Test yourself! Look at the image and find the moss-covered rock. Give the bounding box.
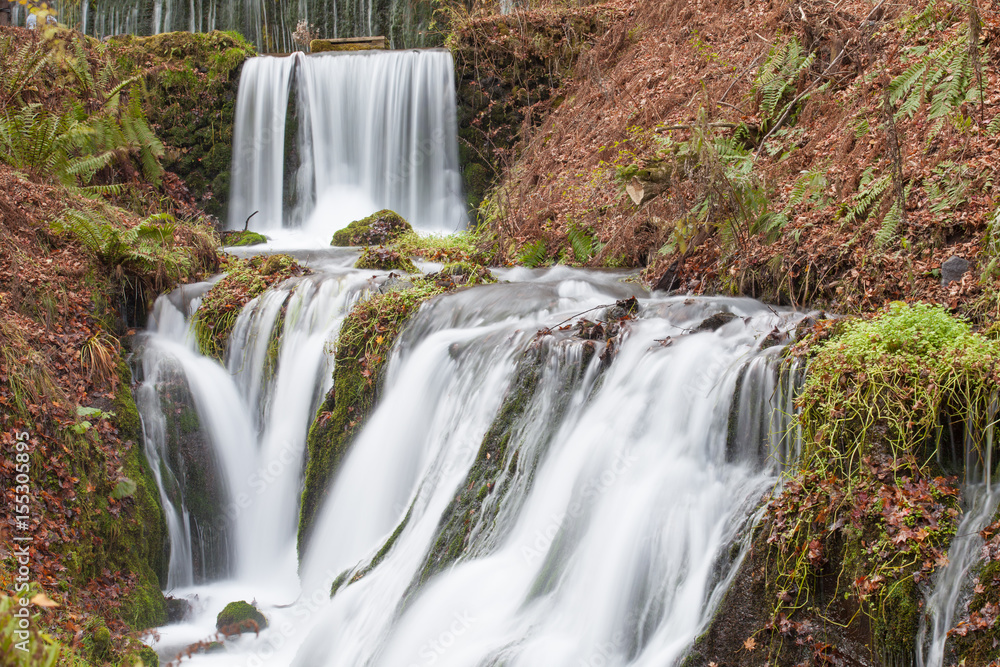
[331,209,412,247]
[354,247,419,273]
[433,262,497,286]
[106,31,257,220]
[192,254,308,360]
[221,230,268,247]
[298,279,447,555]
[216,600,268,635]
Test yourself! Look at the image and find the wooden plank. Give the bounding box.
[310,36,387,53]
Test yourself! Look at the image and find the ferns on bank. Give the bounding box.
[888,23,983,127]
[753,38,818,130]
[0,33,165,188]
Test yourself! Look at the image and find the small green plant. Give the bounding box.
[566,222,602,263]
[984,204,1000,278]
[888,22,984,135]
[839,167,892,228]
[753,37,817,132]
[518,239,549,268]
[0,595,62,667]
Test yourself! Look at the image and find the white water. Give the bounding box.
[139,260,810,666]
[917,485,999,667]
[227,50,467,237]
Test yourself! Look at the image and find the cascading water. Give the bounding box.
[137,257,813,666]
[13,0,435,53]
[228,50,466,238]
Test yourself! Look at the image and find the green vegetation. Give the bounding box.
[0,33,165,190]
[298,278,448,554]
[106,31,257,218]
[0,594,63,666]
[52,210,218,292]
[391,228,497,265]
[192,254,307,360]
[222,230,268,247]
[799,303,1000,465]
[752,304,999,659]
[354,247,419,273]
[216,601,267,635]
[331,209,412,247]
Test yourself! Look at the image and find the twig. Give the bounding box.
[243,210,259,232]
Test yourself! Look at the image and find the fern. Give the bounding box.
[567,223,602,263]
[874,183,914,249]
[753,38,817,129]
[888,25,983,124]
[840,168,892,228]
[518,239,549,268]
[924,160,971,222]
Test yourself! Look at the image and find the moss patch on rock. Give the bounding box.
[221,230,268,247]
[354,247,419,273]
[331,209,412,247]
[298,278,448,555]
[216,600,267,636]
[192,254,308,360]
[687,304,1000,664]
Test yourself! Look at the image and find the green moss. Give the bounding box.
[298,279,448,555]
[106,31,257,219]
[90,623,111,661]
[216,601,267,635]
[221,230,268,247]
[799,303,1000,465]
[437,262,497,285]
[331,209,413,247]
[872,577,921,657]
[354,247,419,273]
[192,255,307,360]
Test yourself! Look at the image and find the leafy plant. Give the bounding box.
[888,22,984,132]
[839,167,892,228]
[753,37,817,131]
[518,239,549,268]
[566,222,602,263]
[984,204,1000,279]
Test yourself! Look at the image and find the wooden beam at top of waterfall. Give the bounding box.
[310,37,387,53]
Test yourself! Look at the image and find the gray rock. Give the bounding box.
[696,311,738,332]
[941,255,970,286]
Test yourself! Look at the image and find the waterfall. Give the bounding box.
[20,0,436,53]
[228,50,467,237]
[139,262,812,665]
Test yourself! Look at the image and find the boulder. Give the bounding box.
[216,600,267,636]
[941,255,970,286]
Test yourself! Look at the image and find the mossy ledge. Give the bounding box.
[297,278,449,555]
[192,254,308,360]
[684,304,1000,665]
[221,230,268,247]
[355,247,420,273]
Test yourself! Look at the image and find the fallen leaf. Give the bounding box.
[31,592,59,608]
[744,636,757,651]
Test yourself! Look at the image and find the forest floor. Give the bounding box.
[473,0,1000,324]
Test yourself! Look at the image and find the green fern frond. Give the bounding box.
[518,239,549,268]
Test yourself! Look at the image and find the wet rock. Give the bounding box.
[216,600,267,636]
[379,273,414,294]
[653,260,680,293]
[603,296,640,321]
[941,255,970,285]
[165,596,192,623]
[331,209,412,247]
[696,311,738,332]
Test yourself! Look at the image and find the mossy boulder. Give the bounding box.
[216,601,267,635]
[221,230,268,247]
[354,247,419,273]
[331,209,412,247]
